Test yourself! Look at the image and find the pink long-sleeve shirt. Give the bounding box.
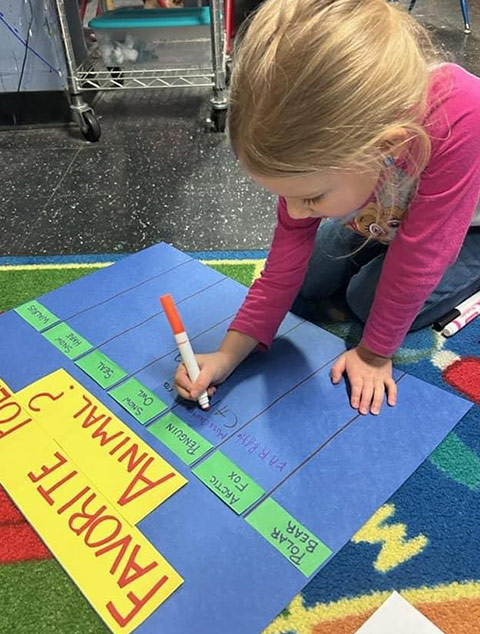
[230,64,480,357]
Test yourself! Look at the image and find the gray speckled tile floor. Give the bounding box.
[0,0,479,256]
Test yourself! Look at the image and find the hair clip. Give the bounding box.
[384,155,395,167]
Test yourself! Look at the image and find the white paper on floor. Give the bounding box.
[354,591,446,634]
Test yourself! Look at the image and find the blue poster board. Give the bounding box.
[0,243,472,634]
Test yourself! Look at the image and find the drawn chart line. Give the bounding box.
[70,275,226,363]
[127,315,307,432]
[245,372,409,517]
[37,255,194,324]
[131,305,306,395]
[187,330,345,470]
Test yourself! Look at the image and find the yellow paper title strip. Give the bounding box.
[14,369,187,524]
[0,410,182,634]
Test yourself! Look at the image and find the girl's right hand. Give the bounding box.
[174,351,235,402]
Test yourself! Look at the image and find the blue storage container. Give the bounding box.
[89,8,211,66]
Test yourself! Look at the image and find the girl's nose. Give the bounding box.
[286,198,309,219]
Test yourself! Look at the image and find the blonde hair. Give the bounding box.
[229,0,441,179]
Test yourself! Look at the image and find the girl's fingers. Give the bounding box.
[178,384,216,402]
[331,356,346,384]
[371,381,385,415]
[358,382,374,415]
[175,360,218,402]
[175,383,193,400]
[350,380,363,410]
[191,367,214,399]
[386,378,398,406]
[175,364,192,391]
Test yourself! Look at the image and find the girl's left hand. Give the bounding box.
[331,344,397,415]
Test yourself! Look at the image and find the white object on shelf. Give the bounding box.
[354,592,446,634]
[90,7,211,67]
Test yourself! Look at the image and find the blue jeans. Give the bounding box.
[291,220,480,330]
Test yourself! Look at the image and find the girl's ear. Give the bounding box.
[378,128,410,159]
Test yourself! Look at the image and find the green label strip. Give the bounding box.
[149,412,213,466]
[43,323,93,360]
[15,300,59,331]
[193,452,264,514]
[246,498,332,577]
[76,350,127,389]
[109,378,167,425]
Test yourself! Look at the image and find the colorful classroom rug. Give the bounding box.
[1,251,479,634]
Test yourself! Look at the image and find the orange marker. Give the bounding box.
[160,294,209,410]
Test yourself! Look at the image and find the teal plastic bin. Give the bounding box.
[89,8,211,66]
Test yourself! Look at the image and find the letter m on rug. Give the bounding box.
[352,503,428,573]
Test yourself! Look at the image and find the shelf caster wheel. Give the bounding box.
[208,107,227,133]
[81,110,101,143]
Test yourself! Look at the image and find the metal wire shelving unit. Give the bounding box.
[54,0,228,141]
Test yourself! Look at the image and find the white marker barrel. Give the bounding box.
[175,332,210,409]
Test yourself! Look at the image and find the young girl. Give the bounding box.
[176,0,480,415]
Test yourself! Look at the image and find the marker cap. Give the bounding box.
[433,308,460,332]
[160,294,185,335]
[197,392,210,409]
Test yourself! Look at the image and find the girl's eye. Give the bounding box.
[303,194,325,206]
